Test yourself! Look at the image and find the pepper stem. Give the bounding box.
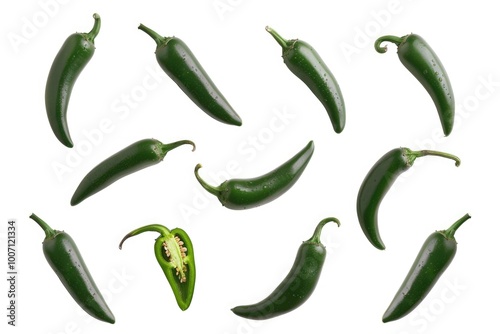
[405,149,461,167]
[307,217,341,244]
[29,213,58,239]
[194,164,222,197]
[160,140,196,156]
[119,224,171,249]
[374,35,405,53]
[138,23,167,46]
[86,13,101,43]
[265,26,292,49]
[441,213,471,240]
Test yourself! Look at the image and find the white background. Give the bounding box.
[2,0,499,333]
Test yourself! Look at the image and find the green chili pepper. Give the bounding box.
[138,23,242,126]
[119,224,195,311]
[194,140,314,210]
[383,213,471,323]
[231,217,340,320]
[71,138,195,206]
[266,26,345,134]
[357,148,461,250]
[45,13,101,148]
[29,213,115,323]
[375,34,455,136]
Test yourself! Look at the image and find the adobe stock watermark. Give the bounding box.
[45,266,134,334]
[221,318,264,334]
[323,227,342,253]
[51,65,165,182]
[212,0,245,21]
[401,73,499,177]
[177,105,297,223]
[395,277,467,334]
[339,0,416,64]
[7,0,73,54]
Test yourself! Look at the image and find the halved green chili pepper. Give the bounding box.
[45,13,101,148]
[194,140,314,210]
[71,138,195,206]
[29,213,115,323]
[266,26,345,134]
[357,148,460,250]
[231,217,340,320]
[383,213,471,323]
[138,23,242,126]
[119,224,195,311]
[375,34,455,136]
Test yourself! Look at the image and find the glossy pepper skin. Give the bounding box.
[375,34,455,136]
[357,148,460,250]
[231,217,340,320]
[71,138,195,206]
[138,23,242,126]
[194,140,314,210]
[266,26,345,133]
[119,224,195,311]
[383,213,471,322]
[29,213,115,323]
[45,13,101,148]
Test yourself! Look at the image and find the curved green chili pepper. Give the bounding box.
[45,13,101,148]
[357,147,461,250]
[375,34,455,136]
[138,23,242,126]
[383,213,471,322]
[119,224,195,311]
[266,26,345,134]
[231,217,340,320]
[29,213,115,323]
[71,138,195,206]
[194,140,314,210]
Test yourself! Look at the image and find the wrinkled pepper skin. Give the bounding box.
[194,140,314,210]
[138,23,242,126]
[357,148,460,250]
[119,224,195,311]
[45,13,101,148]
[231,217,340,320]
[266,26,345,134]
[383,214,471,322]
[29,213,115,323]
[375,34,455,136]
[71,139,195,206]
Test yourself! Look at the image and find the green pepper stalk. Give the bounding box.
[71,138,195,206]
[194,140,314,210]
[45,13,101,148]
[357,147,461,250]
[383,213,471,322]
[29,213,115,323]
[231,217,340,320]
[119,224,196,311]
[138,23,242,126]
[375,33,455,136]
[266,26,346,134]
